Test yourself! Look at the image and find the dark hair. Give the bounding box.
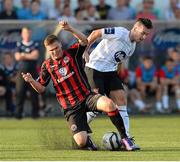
[44,34,59,46]
[166,58,174,63]
[22,26,31,31]
[143,56,153,61]
[31,0,40,4]
[137,18,153,29]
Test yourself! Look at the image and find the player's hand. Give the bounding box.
[59,21,73,31]
[21,72,33,83]
[83,51,89,63]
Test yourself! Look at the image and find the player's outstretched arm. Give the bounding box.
[21,72,45,93]
[87,29,102,50]
[83,29,102,63]
[59,21,88,46]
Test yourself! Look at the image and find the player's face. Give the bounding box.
[133,23,151,43]
[21,28,31,42]
[46,41,63,60]
[143,59,153,69]
[166,61,174,71]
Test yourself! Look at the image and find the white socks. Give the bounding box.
[156,101,163,112]
[162,95,169,109]
[118,105,129,137]
[134,100,145,111]
[176,99,180,110]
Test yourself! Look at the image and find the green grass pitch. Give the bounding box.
[0,115,180,161]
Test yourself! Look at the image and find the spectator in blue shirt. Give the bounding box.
[17,0,31,19]
[26,0,46,20]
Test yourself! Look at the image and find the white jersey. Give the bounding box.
[86,27,136,72]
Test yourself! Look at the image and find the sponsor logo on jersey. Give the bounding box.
[25,48,30,53]
[57,68,74,83]
[114,51,126,62]
[59,67,67,76]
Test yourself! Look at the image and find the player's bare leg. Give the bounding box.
[73,131,97,150]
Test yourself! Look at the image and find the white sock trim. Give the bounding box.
[117,105,127,111]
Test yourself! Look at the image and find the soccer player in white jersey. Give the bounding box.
[84,18,153,150]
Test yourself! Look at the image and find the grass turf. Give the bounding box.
[0,115,180,161]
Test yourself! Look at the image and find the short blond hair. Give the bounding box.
[44,34,59,47]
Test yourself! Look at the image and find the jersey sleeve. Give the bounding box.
[37,61,51,86]
[67,42,87,57]
[135,66,142,78]
[175,68,179,76]
[34,42,40,50]
[159,69,166,79]
[15,42,21,52]
[155,70,159,78]
[101,27,125,39]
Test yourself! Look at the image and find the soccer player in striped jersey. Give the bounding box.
[85,18,153,150]
[21,21,138,151]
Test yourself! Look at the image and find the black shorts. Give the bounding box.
[85,67,124,96]
[64,92,102,135]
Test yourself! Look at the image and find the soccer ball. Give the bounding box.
[102,132,121,151]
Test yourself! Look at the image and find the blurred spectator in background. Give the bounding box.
[14,27,40,119]
[168,47,180,67]
[64,0,71,6]
[48,0,62,20]
[107,0,135,20]
[74,0,88,20]
[165,0,180,20]
[0,65,8,116]
[0,66,6,95]
[173,3,180,19]
[26,0,46,20]
[86,4,100,21]
[0,0,17,19]
[0,0,3,12]
[36,0,49,17]
[117,63,151,113]
[125,0,136,19]
[17,0,30,19]
[135,56,162,112]
[168,48,180,80]
[96,0,111,20]
[58,4,76,22]
[159,58,180,112]
[136,0,158,20]
[1,52,18,116]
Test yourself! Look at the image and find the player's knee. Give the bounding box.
[76,139,86,147]
[73,132,87,147]
[105,99,115,112]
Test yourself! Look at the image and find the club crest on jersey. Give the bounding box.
[114,51,126,62]
[59,67,67,76]
[25,48,30,53]
[63,56,70,64]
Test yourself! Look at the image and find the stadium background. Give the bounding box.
[0,0,179,161]
[0,0,179,116]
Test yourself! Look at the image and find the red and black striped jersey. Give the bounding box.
[37,43,91,109]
